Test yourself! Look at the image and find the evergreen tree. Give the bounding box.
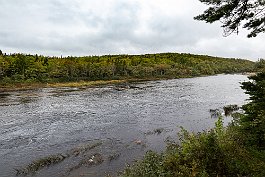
[195,0,265,37]
[240,73,265,148]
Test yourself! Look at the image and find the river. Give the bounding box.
[0,74,249,177]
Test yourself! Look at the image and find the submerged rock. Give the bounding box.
[209,109,221,118]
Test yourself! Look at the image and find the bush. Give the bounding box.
[121,117,265,177]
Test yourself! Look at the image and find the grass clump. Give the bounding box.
[108,153,121,162]
[223,104,239,116]
[146,128,165,135]
[70,141,102,156]
[68,153,104,173]
[15,141,103,175]
[16,154,67,175]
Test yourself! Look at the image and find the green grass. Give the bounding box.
[15,141,103,175]
[15,154,67,175]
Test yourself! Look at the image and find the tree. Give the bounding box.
[194,0,265,37]
[255,58,265,71]
[195,0,265,149]
[240,73,265,148]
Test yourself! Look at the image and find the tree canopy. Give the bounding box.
[194,0,265,37]
[0,52,255,85]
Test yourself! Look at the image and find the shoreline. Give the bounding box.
[0,73,252,92]
[0,78,164,92]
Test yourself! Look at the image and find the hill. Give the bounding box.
[0,52,255,85]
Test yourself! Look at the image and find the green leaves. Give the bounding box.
[195,0,265,37]
[240,72,265,148]
[0,52,255,85]
[122,115,265,177]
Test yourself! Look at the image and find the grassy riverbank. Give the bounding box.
[0,76,182,91]
[0,73,251,92]
[0,79,135,91]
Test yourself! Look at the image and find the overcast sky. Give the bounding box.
[0,0,264,61]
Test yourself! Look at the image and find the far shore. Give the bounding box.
[0,78,163,92]
[0,73,255,92]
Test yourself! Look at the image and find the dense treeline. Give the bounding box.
[0,51,255,84]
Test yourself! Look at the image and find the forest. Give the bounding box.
[0,50,256,85]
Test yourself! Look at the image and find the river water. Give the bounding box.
[0,74,249,177]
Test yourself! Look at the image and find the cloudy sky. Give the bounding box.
[0,0,264,61]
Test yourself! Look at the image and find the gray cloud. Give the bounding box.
[0,0,264,60]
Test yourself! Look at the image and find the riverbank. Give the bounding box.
[0,72,250,92]
[0,74,197,92]
[0,78,164,92]
[0,79,130,92]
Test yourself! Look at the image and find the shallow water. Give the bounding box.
[0,74,249,177]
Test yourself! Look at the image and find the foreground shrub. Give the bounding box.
[121,117,265,177]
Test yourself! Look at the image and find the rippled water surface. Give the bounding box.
[0,75,249,177]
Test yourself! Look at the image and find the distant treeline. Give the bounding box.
[0,51,257,84]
